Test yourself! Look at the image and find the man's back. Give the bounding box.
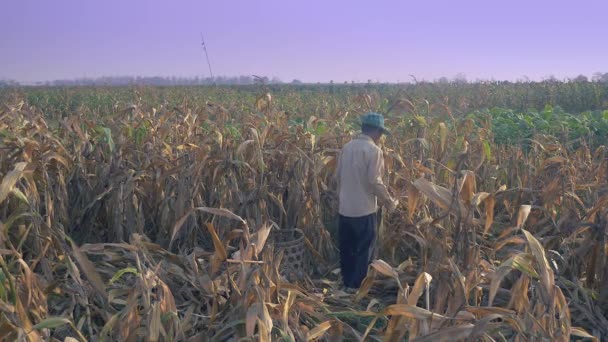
[337,134,384,217]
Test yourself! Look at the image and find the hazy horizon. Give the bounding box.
[4,74,606,87]
[2,0,607,84]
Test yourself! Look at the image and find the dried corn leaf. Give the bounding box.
[408,272,432,307]
[383,304,447,321]
[254,223,272,257]
[406,182,420,221]
[570,327,598,341]
[516,205,531,229]
[306,320,332,340]
[206,223,228,273]
[409,323,474,342]
[483,195,496,236]
[522,229,555,308]
[370,259,401,289]
[0,162,27,205]
[413,177,452,210]
[69,241,108,300]
[458,171,476,205]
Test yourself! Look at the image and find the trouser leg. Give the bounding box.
[350,214,376,287]
[339,214,377,288]
[338,215,355,287]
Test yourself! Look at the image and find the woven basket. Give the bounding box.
[269,228,309,279]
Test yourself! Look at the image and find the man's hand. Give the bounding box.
[387,199,399,213]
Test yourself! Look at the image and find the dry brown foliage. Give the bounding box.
[0,92,605,341]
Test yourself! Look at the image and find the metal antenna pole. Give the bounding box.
[200,33,214,79]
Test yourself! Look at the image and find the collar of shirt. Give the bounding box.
[356,133,376,144]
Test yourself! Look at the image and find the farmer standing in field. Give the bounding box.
[335,112,399,291]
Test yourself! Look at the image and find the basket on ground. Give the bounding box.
[268,228,309,279]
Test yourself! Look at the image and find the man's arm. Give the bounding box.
[367,148,397,210]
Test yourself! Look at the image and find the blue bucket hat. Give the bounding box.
[360,112,390,135]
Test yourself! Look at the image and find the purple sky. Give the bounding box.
[1,0,607,83]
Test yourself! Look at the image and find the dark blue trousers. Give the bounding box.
[338,213,377,288]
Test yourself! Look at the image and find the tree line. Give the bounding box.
[2,73,608,87]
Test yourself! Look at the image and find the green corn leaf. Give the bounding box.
[32,317,72,330]
[109,267,139,284]
[103,127,115,153]
[482,140,492,160]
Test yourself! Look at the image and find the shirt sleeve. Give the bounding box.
[367,147,394,207]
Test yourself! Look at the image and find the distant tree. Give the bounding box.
[239,75,253,85]
[517,76,531,83]
[0,79,19,87]
[253,76,269,85]
[543,75,559,83]
[437,77,450,84]
[453,73,467,84]
[291,79,303,84]
[592,72,608,83]
[572,75,588,82]
[27,75,284,86]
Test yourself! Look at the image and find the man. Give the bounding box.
[335,112,399,290]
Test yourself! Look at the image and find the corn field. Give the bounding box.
[0,85,607,341]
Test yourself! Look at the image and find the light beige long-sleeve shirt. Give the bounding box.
[336,134,395,217]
